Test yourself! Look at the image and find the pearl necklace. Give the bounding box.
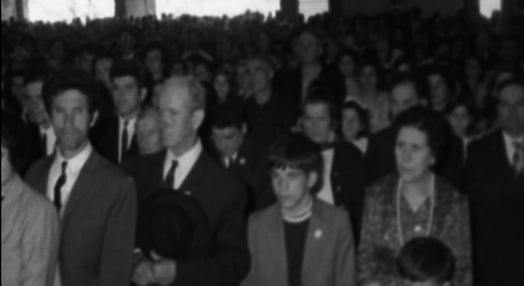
[396,174,436,245]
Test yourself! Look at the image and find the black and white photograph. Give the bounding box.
[1,0,523,285]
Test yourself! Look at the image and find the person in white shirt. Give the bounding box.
[91,60,146,164]
[301,88,369,242]
[25,68,137,286]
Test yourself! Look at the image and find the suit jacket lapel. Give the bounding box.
[33,157,55,196]
[154,150,168,187]
[302,200,325,285]
[179,151,208,195]
[109,119,120,163]
[268,206,288,286]
[62,152,98,223]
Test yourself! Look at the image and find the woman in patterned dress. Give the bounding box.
[358,106,472,286]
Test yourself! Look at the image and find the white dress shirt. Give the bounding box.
[163,140,203,190]
[503,132,524,166]
[224,153,238,168]
[317,148,335,205]
[119,116,137,162]
[351,137,369,154]
[40,126,57,156]
[47,143,93,216]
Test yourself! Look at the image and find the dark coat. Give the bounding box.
[329,141,369,244]
[90,116,140,164]
[465,130,524,286]
[277,66,345,107]
[25,151,137,286]
[124,149,250,286]
[211,138,262,214]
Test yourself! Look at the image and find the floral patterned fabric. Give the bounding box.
[358,174,472,286]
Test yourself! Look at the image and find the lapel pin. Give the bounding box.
[239,158,246,165]
[314,229,323,239]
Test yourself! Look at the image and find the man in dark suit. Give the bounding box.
[465,78,524,286]
[277,29,344,107]
[91,60,145,164]
[365,73,463,187]
[301,88,368,243]
[126,76,249,286]
[210,103,263,213]
[244,56,298,153]
[24,69,137,286]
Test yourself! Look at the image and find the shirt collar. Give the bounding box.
[55,143,93,175]
[39,125,53,135]
[165,139,203,170]
[119,116,137,129]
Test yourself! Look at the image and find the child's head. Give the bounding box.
[397,237,455,286]
[268,133,323,212]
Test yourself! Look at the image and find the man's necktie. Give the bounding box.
[121,121,129,162]
[513,141,523,177]
[164,160,179,189]
[40,132,47,155]
[54,161,68,211]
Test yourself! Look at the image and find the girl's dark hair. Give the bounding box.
[268,133,324,194]
[397,237,456,283]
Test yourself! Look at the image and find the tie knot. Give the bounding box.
[170,160,179,170]
[61,161,68,171]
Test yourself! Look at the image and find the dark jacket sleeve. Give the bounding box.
[175,182,250,286]
[100,176,137,286]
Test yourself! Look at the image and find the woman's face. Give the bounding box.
[448,106,472,138]
[342,108,362,141]
[338,55,356,78]
[395,127,434,181]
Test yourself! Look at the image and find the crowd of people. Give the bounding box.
[1,6,523,286]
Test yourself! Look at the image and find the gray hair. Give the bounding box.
[162,76,206,111]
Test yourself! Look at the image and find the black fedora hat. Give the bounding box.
[138,188,211,260]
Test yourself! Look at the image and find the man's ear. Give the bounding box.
[90,111,99,128]
[307,171,318,189]
[192,109,205,130]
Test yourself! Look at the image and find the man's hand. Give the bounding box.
[132,260,157,286]
[152,260,176,285]
[151,251,177,286]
